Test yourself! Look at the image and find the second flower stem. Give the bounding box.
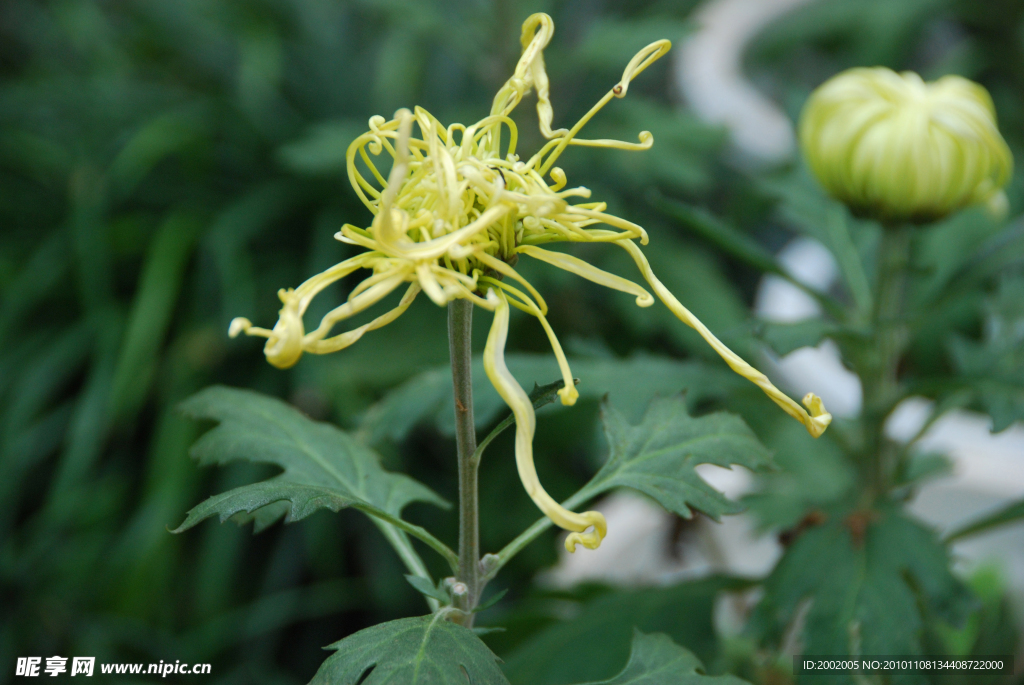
[448,298,479,624]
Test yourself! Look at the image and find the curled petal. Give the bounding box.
[264,289,305,369]
[335,225,380,252]
[305,284,420,354]
[475,251,548,315]
[228,253,376,368]
[228,317,284,362]
[293,253,376,310]
[483,278,577,406]
[548,166,567,191]
[560,206,648,243]
[307,268,411,342]
[616,239,832,438]
[517,244,653,307]
[491,13,557,128]
[228,317,254,338]
[483,290,605,549]
[416,263,448,306]
[616,40,672,99]
[533,39,672,175]
[346,132,387,212]
[373,111,415,250]
[563,130,654,151]
[375,201,510,263]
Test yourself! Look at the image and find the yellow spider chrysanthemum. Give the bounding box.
[231,13,831,553]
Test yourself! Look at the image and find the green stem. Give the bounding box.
[372,521,440,612]
[357,504,458,572]
[861,224,912,499]
[448,298,479,625]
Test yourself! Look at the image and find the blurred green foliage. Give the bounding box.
[2,0,1023,683]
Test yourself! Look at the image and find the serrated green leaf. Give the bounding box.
[575,630,749,685]
[405,574,451,604]
[173,386,455,567]
[178,481,359,529]
[309,615,509,685]
[230,500,292,534]
[925,566,1020,671]
[358,354,743,446]
[490,398,773,576]
[585,396,773,520]
[750,506,974,684]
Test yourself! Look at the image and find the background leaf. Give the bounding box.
[947,275,1024,432]
[749,506,974,684]
[574,630,750,685]
[945,498,1024,543]
[754,320,864,357]
[499,577,748,685]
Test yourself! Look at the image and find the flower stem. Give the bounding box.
[861,224,912,499]
[448,298,479,624]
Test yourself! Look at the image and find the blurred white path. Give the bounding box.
[675,0,813,165]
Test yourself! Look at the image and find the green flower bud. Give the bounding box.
[799,67,1012,223]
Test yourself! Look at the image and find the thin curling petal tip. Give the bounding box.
[802,393,832,438]
[565,512,608,553]
[228,317,251,338]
